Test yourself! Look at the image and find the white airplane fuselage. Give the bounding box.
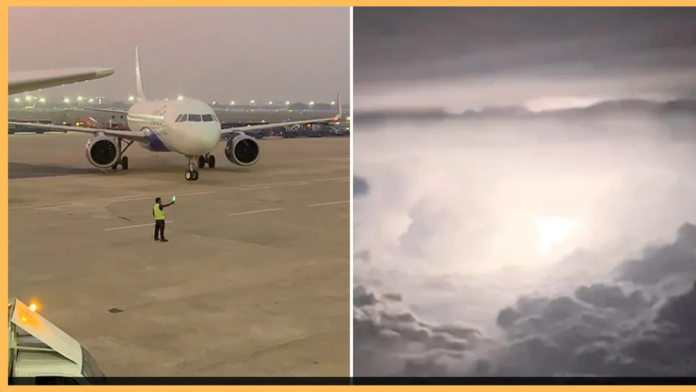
[8,47,341,182]
[127,98,221,156]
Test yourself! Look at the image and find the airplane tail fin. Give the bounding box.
[135,47,147,102]
[335,93,343,119]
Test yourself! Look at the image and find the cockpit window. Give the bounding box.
[188,114,201,122]
[202,114,214,122]
[212,113,220,122]
[175,114,184,122]
[179,114,188,122]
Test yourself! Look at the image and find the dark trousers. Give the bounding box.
[154,219,166,240]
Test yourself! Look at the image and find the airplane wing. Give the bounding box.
[220,93,345,136]
[8,67,115,95]
[7,121,147,142]
[82,107,129,115]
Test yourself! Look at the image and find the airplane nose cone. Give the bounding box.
[173,123,220,155]
[205,125,221,148]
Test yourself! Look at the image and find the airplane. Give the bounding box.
[8,47,343,182]
[9,68,115,95]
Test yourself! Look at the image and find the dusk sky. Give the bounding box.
[9,7,350,103]
[353,7,696,110]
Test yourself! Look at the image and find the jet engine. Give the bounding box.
[85,135,120,168]
[224,132,260,166]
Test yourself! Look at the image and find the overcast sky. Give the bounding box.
[353,7,696,377]
[9,7,350,103]
[353,7,696,110]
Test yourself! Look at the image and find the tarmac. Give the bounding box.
[9,132,350,377]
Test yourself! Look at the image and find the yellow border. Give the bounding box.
[2,3,8,383]
[5,3,696,390]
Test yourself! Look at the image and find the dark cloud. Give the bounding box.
[354,223,696,377]
[354,7,696,85]
[354,8,696,112]
[353,285,485,377]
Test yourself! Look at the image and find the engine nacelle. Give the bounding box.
[224,132,260,166]
[85,135,120,168]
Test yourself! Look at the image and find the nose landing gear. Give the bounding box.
[185,156,200,181]
[197,154,216,169]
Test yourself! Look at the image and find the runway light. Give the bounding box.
[13,98,20,103]
[268,101,273,105]
[39,97,46,103]
[128,96,135,102]
[331,101,336,105]
[309,101,314,106]
[63,98,70,104]
[211,101,217,105]
[285,101,290,105]
[229,101,235,105]
[250,100,255,104]
[77,96,83,102]
[88,98,94,103]
[177,96,184,101]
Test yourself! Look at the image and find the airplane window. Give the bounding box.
[180,114,188,122]
[202,114,214,122]
[188,114,202,122]
[175,114,184,122]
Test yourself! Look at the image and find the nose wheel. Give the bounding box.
[186,156,200,181]
[197,154,216,169]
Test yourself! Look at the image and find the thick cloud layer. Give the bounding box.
[353,106,696,377]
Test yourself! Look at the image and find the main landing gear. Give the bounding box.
[111,138,133,170]
[197,154,216,169]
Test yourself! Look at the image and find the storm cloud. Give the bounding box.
[352,8,696,377]
[352,104,696,377]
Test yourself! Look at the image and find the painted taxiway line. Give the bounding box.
[307,200,350,207]
[10,176,348,211]
[229,208,282,217]
[104,221,174,232]
[102,200,347,231]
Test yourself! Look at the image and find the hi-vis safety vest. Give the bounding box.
[153,204,165,220]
